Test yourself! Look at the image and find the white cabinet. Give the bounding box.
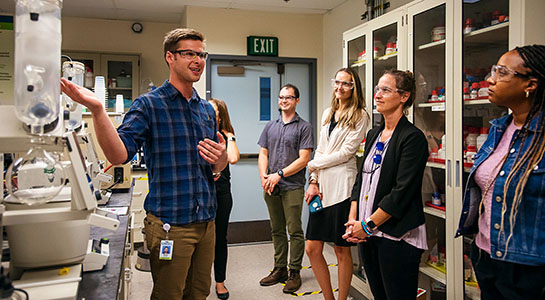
[62,51,140,113]
[343,0,542,299]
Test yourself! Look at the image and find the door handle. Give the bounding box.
[456,160,461,187]
[447,159,452,187]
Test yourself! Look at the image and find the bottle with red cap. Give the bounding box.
[463,87,471,100]
[464,18,475,34]
[430,90,439,102]
[476,127,490,151]
[478,81,489,99]
[470,82,480,100]
[466,127,479,151]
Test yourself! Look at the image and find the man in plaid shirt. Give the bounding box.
[61,28,226,300]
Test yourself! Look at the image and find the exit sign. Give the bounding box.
[247,36,278,56]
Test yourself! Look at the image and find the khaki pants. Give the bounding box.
[145,214,215,300]
[263,187,305,270]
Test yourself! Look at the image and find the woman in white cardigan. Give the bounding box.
[305,67,369,300]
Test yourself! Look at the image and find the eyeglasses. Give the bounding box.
[372,140,387,164]
[278,95,297,101]
[331,79,354,90]
[490,64,532,82]
[170,49,209,60]
[374,85,404,96]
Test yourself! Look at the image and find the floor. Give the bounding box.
[130,242,354,300]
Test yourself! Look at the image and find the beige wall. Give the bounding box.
[322,0,366,112]
[61,17,179,93]
[185,6,323,111]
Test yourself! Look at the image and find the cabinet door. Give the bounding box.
[408,0,450,297]
[459,1,510,299]
[344,25,369,131]
[101,54,140,112]
[368,10,405,127]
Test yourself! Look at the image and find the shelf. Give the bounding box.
[464,22,509,45]
[464,99,490,105]
[377,52,397,61]
[351,60,366,67]
[424,206,446,219]
[108,87,132,91]
[420,265,446,285]
[426,162,446,169]
[417,39,445,50]
[418,102,445,108]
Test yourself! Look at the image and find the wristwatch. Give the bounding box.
[365,217,377,231]
[227,136,236,142]
[277,169,284,178]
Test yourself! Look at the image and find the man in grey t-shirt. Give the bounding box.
[257,83,314,294]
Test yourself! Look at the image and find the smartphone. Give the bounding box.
[309,195,323,214]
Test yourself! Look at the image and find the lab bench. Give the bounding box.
[78,179,134,300]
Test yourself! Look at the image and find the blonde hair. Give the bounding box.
[324,68,367,130]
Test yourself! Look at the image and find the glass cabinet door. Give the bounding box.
[101,54,140,112]
[409,2,448,298]
[348,34,367,111]
[460,0,509,299]
[346,32,370,284]
[371,21,400,127]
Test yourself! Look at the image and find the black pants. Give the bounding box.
[471,242,545,300]
[359,237,423,300]
[214,188,233,283]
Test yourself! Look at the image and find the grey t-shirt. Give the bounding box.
[258,114,314,190]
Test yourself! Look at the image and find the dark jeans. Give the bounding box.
[359,237,423,300]
[471,242,545,300]
[214,188,233,283]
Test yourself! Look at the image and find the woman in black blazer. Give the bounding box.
[343,70,429,300]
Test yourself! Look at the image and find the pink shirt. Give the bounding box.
[358,136,427,250]
[474,119,520,253]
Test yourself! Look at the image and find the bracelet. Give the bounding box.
[360,220,372,235]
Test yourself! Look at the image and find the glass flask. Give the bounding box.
[6,146,65,205]
[62,61,84,130]
[14,0,62,135]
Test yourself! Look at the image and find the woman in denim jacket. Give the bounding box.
[456,45,545,300]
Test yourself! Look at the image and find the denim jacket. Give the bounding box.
[456,113,545,266]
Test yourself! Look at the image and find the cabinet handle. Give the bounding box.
[447,159,452,187]
[456,160,461,187]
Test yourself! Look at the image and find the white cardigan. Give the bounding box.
[308,107,369,208]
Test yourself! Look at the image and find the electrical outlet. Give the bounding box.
[114,167,124,183]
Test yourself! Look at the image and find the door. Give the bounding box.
[408,0,452,297]
[209,59,314,233]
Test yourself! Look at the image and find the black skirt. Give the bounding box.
[306,198,355,247]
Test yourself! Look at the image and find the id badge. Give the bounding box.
[159,240,174,260]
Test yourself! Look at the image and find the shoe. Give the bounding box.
[259,267,288,286]
[282,269,302,294]
[215,287,229,300]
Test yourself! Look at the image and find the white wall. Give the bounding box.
[185,6,323,110]
[322,0,366,112]
[61,17,179,92]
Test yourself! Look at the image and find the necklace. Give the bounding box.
[362,132,390,202]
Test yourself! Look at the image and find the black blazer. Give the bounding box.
[350,115,429,238]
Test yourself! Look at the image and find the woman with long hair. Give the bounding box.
[456,45,545,299]
[305,67,369,300]
[344,70,428,300]
[208,98,240,300]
